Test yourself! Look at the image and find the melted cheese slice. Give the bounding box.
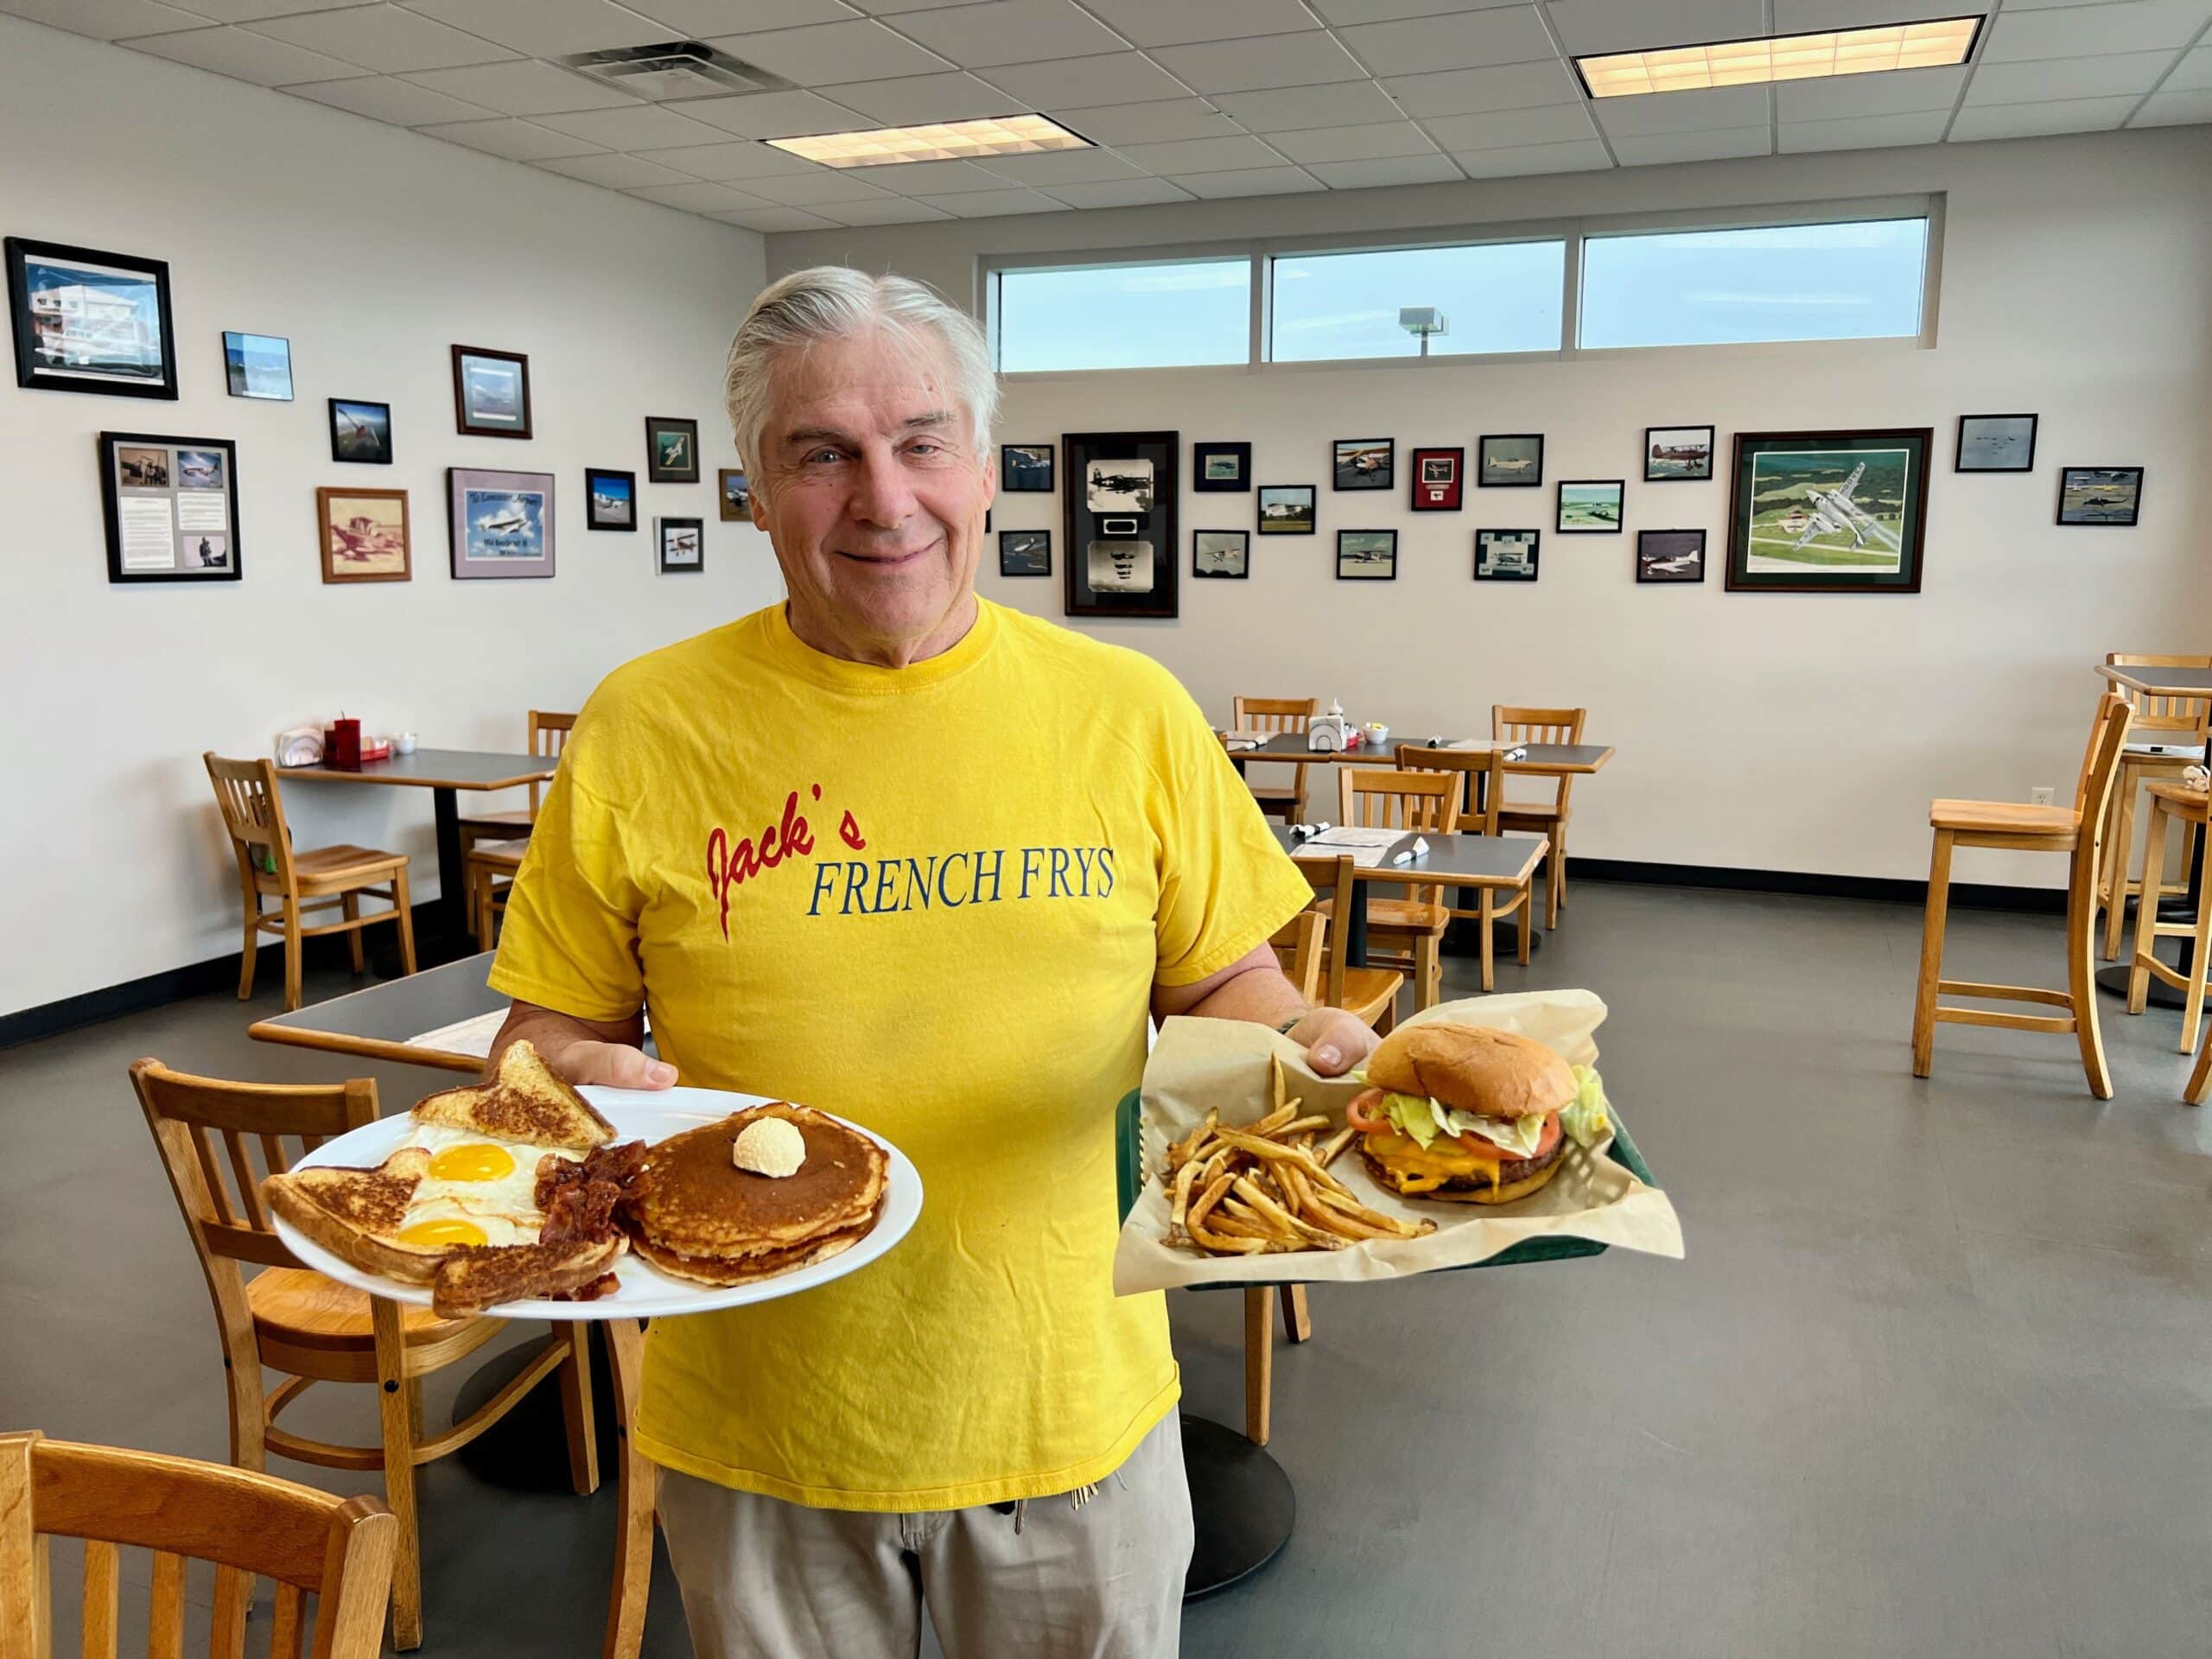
[1365,1130,1505,1183]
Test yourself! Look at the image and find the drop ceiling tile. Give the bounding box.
[144,0,364,19]
[1115,132,1287,171]
[813,195,958,222]
[1611,124,1770,164]
[1051,97,1237,143]
[401,59,637,113]
[1304,150,1464,187]
[1777,110,1950,149]
[538,151,691,186]
[404,0,671,57]
[1773,63,1964,120]
[629,181,778,211]
[1983,0,2212,61]
[1424,101,1597,149]
[681,89,873,137]
[982,51,1190,105]
[1948,94,2140,138]
[1040,175,1197,205]
[1079,0,1313,47]
[532,103,726,146]
[1269,120,1438,162]
[712,205,840,229]
[707,19,953,82]
[1548,0,1763,55]
[973,146,1143,182]
[285,73,498,124]
[741,168,896,202]
[1967,50,2177,103]
[1382,60,1583,118]
[418,116,607,158]
[897,0,1125,67]
[2164,45,2212,89]
[1447,136,1612,174]
[632,139,823,177]
[842,157,1008,191]
[125,25,359,84]
[1338,8,1555,77]
[2129,86,2212,122]
[1592,83,1770,136]
[1172,164,1323,196]
[245,6,518,73]
[1155,32,1370,94]
[1211,79,1405,130]
[817,71,1026,123]
[2005,0,2178,8]
[1774,0,1988,23]
[1311,0,1522,21]
[848,0,988,10]
[908,187,1070,213]
[627,0,857,31]
[4,0,207,38]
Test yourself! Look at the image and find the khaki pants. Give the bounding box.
[657,1412,1191,1659]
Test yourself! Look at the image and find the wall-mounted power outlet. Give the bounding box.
[2030,785,2056,806]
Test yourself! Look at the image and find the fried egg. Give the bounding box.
[393,1120,582,1244]
[394,1198,535,1250]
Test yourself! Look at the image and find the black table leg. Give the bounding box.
[1345,874,1369,967]
[2097,812,2208,1009]
[432,786,467,961]
[1180,1413,1294,1599]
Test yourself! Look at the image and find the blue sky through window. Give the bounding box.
[1270,241,1566,361]
[997,259,1249,372]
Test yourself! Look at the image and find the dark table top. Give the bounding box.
[249,953,504,1072]
[2098,664,2212,696]
[1272,825,1548,887]
[282,748,556,791]
[1239,734,1615,773]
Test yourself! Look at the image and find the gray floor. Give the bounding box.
[5,880,2210,1657]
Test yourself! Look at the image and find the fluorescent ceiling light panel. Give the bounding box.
[1577,16,1983,98]
[767,113,1090,167]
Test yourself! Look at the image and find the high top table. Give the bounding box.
[2093,662,2212,1008]
[1270,824,1548,967]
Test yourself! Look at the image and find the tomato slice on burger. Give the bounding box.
[1344,1089,1391,1134]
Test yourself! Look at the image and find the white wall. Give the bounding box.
[1,15,779,1017]
[772,129,2212,891]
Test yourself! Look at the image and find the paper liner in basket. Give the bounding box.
[1113,989,1683,1294]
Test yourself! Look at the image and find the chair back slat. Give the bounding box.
[1492,704,1586,815]
[202,754,296,900]
[525,710,578,817]
[148,1549,186,1659]
[269,1585,307,1659]
[1338,768,1461,834]
[1267,910,1325,1003]
[1394,744,1503,836]
[1233,696,1315,735]
[209,1565,251,1659]
[1292,853,1355,1009]
[79,1536,120,1659]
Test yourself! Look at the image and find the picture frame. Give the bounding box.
[1725,428,1932,593]
[1001,443,1053,493]
[718,468,752,521]
[645,416,699,483]
[1557,479,1624,534]
[1643,424,1714,481]
[998,528,1051,576]
[586,468,636,531]
[1063,430,1178,619]
[1474,528,1539,582]
[316,486,410,584]
[223,331,292,401]
[1478,433,1542,487]
[1192,528,1249,579]
[327,398,392,465]
[99,431,240,582]
[2056,466,2144,527]
[448,467,554,579]
[658,516,704,573]
[1337,528,1396,580]
[1410,447,1464,512]
[1636,528,1706,584]
[1333,437,1393,491]
[1256,485,1316,535]
[9,238,176,399]
[1957,413,2038,474]
[1193,441,1250,493]
[450,344,531,439]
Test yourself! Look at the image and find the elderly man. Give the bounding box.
[486,267,1378,1658]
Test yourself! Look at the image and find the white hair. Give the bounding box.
[722,266,998,489]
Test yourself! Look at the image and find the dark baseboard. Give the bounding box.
[1566,856,2067,914]
[0,902,442,1051]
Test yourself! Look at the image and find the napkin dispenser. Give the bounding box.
[275,724,324,768]
[1307,698,1351,753]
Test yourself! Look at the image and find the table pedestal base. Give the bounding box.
[1181,1413,1294,1600]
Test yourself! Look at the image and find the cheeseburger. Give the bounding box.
[1345,1023,1610,1203]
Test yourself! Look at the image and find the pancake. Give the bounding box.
[629,1221,874,1287]
[627,1104,887,1271]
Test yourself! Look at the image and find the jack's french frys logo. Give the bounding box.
[705,786,1114,940]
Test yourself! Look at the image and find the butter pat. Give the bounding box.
[732,1117,806,1178]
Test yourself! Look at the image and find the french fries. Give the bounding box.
[1158,1055,1436,1257]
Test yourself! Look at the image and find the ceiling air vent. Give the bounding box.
[555,41,794,102]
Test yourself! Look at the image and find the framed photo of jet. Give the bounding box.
[448,467,554,580]
[1724,428,1931,594]
[645,416,699,483]
[1062,430,1178,620]
[1333,437,1392,491]
[450,344,531,439]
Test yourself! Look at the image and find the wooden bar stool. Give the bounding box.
[2096,654,2209,959]
[1232,696,1317,822]
[1911,694,2133,1098]
[1492,704,1586,930]
[2126,780,2212,1052]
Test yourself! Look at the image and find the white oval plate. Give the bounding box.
[270,1084,921,1321]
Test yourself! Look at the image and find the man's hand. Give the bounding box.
[1283,1006,1380,1077]
[489,999,675,1090]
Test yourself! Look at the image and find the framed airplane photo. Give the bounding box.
[1725,428,1931,593]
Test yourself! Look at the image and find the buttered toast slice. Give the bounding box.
[263,1146,455,1284]
[412,1039,614,1150]
[430,1233,627,1318]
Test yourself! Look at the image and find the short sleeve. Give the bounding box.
[484,730,648,1023]
[1149,690,1315,988]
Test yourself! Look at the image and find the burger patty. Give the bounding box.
[1367,1129,1567,1192]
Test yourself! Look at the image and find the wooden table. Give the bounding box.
[1273,825,1548,966]
[2094,662,2212,1007]
[283,750,555,957]
[1234,733,1616,779]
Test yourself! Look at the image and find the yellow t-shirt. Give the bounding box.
[486,597,1310,1511]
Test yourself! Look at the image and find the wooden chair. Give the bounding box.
[1289,852,1403,1033]
[131,1058,600,1651]
[2097,656,2210,960]
[1395,744,1539,992]
[1911,693,2133,1098]
[205,754,416,1014]
[2126,781,2212,1052]
[1233,696,1317,823]
[1330,768,1460,1010]
[456,709,576,857]
[0,1430,396,1659]
[464,839,528,946]
[1492,705,1585,931]
[2188,1020,2212,1106]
